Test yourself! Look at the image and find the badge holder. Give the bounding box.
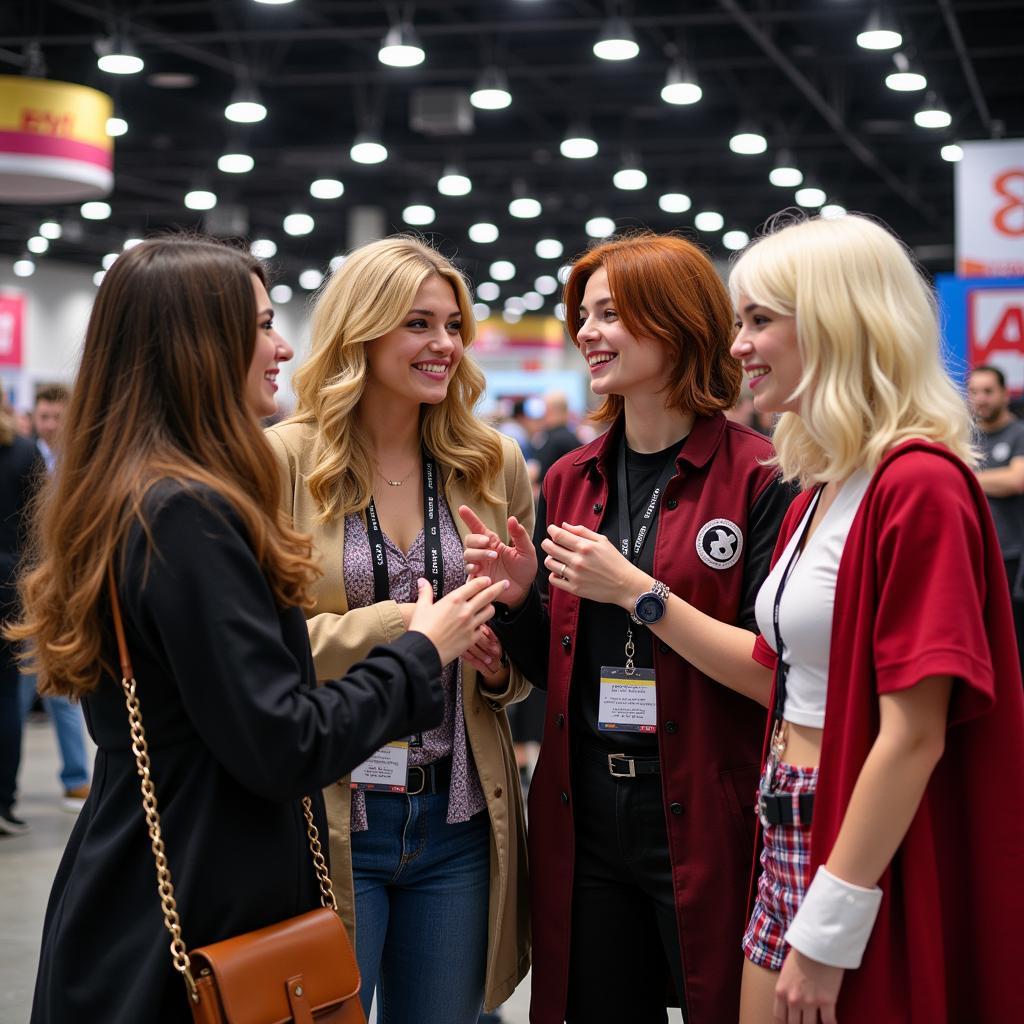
[598,626,657,734]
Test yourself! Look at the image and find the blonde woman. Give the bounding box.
[723,215,1024,1022]
[267,236,532,1023]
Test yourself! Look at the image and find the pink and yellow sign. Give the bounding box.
[0,75,113,202]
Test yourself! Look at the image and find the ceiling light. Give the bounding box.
[477,282,500,301]
[299,269,324,290]
[469,222,499,243]
[694,211,724,232]
[795,187,826,208]
[270,284,293,303]
[251,238,278,259]
[941,144,964,162]
[593,17,639,61]
[523,291,544,311]
[613,162,647,190]
[225,86,267,123]
[857,12,902,51]
[283,212,314,236]
[218,152,254,173]
[106,117,128,137]
[185,189,217,210]
[253,0,297,5]
[310,178,344,199]
[509,196,542,219]
[490,260,516,281]
[820,204,847,220]
[554,302,566,322]
[350,133,388,164]
[13,259,35,277]
[470,67,512,110]
[438,167,472,196]
[535,238,563,259]
[39,221,62,240]
[329,255,347,272]
[403,203,436,226]
[729,131,768,155]
[101,252,119,269]
[557,265,572,284]
[722,230,750,251]
[123,237,143,249]
[586,216,616,238]
[886,55,927,92]
[661,62,702,105]
[535,275,558,294]
[378,23,425,68]
[505,297,526,314]
[561,125,599,160]
[503,310,522,325]
[473,303,491,320]
[769,152,803,187]
[914,99,952,129]
[26,236,49,254]
[92,270,105,286]
[659,192,691,213]
[96,36,144,75]
[81,201,111,220]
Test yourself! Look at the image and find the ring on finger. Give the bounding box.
[558,560,568,580]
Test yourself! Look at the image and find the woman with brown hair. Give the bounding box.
[266,235,533,1023]
[9,236,508,1023]
[461,232,794,1023]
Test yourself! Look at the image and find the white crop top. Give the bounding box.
[754,471,871,728]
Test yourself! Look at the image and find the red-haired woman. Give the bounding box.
[460,233,794,1023]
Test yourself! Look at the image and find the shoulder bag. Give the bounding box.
[107,565,366,1024]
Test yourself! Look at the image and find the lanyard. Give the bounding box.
[770,486,824,722]
[364,449,444,603]
[615,437,680,568]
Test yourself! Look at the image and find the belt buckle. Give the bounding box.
[406,766,426,796]
[607,753,635,779]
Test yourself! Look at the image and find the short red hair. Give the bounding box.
[564,232,742,425]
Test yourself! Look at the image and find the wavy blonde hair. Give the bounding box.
[289,235,502,521]
[729,215,974,487]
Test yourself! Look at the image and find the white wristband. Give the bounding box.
[784,866,883,969]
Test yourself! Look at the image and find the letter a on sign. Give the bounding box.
[969,287,1024,390]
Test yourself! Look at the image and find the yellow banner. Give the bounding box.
[0,75,112,148]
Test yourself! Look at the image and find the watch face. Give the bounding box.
[636,593,665,624]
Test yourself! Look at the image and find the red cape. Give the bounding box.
[752,442,1024,1021]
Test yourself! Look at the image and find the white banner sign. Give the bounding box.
[956,139,1024,277]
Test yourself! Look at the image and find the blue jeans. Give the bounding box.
[352,790,490,1024]
[19,675,90,790]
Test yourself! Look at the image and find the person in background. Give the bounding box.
[463,232,794,1023]
[18,383,92,812]
[10,235,507,1022]
[730,215,1023,1022]
[966,364,1024,678]
[267,236,532,1024]
[0,394,43,836]
[532,390,581,481]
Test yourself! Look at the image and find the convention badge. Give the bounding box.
[350,741,410,792]
[598,666,657,733]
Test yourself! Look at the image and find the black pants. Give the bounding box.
[1005,558,1024,682]
[566,744,685,1024]
[0,641,23,814]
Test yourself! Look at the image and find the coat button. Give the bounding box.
[593,502,603,513]
[561,635,572,651]
[670,802,683,816]
[665,721,678,734]
[561,791,569,805]
[666,499,678,510]
[494,786,503,798]
[556,713,565,727]
[658,642,670,655]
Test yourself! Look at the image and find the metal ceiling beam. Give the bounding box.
[715,0,937,223]
[936,0,996,136]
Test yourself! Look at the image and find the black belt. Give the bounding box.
[405,757,452,796]
[607,752,661,779]
[757,790,815,826]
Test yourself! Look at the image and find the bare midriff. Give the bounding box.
[779,720,824,769]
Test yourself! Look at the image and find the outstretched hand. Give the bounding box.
[459,505,537,609]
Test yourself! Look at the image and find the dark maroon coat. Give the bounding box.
[525,414,783,1024]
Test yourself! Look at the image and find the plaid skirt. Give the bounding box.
[741,761,819,971]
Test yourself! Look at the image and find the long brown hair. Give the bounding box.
[7,236,318,697]
[563,232,742,425]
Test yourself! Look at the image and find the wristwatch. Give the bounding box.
[631,579,671,626]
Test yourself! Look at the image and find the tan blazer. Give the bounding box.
[266,420,533,1010]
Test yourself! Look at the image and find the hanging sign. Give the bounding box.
[956,139,1024,277]
[0,75,113,202]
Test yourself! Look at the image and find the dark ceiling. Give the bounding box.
[1,0,1020,312]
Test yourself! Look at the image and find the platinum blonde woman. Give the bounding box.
[267,236,532,1023]
[726,215,1024,1023]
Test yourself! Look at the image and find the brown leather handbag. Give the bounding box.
[108,566,366,1024]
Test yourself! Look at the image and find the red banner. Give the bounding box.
[0,292,24,367]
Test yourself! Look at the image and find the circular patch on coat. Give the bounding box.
[992,441,1011,463]
[696,518,744,570]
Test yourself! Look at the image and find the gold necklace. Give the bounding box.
[378,462,418,487]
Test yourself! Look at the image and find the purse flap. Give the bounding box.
[191,908,360,1023]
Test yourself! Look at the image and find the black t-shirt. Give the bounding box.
[977,419,1024,559]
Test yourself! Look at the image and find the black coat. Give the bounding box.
[31,483,444,1023]
[0,433,43,611]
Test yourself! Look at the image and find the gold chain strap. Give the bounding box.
[301,796,338,911]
